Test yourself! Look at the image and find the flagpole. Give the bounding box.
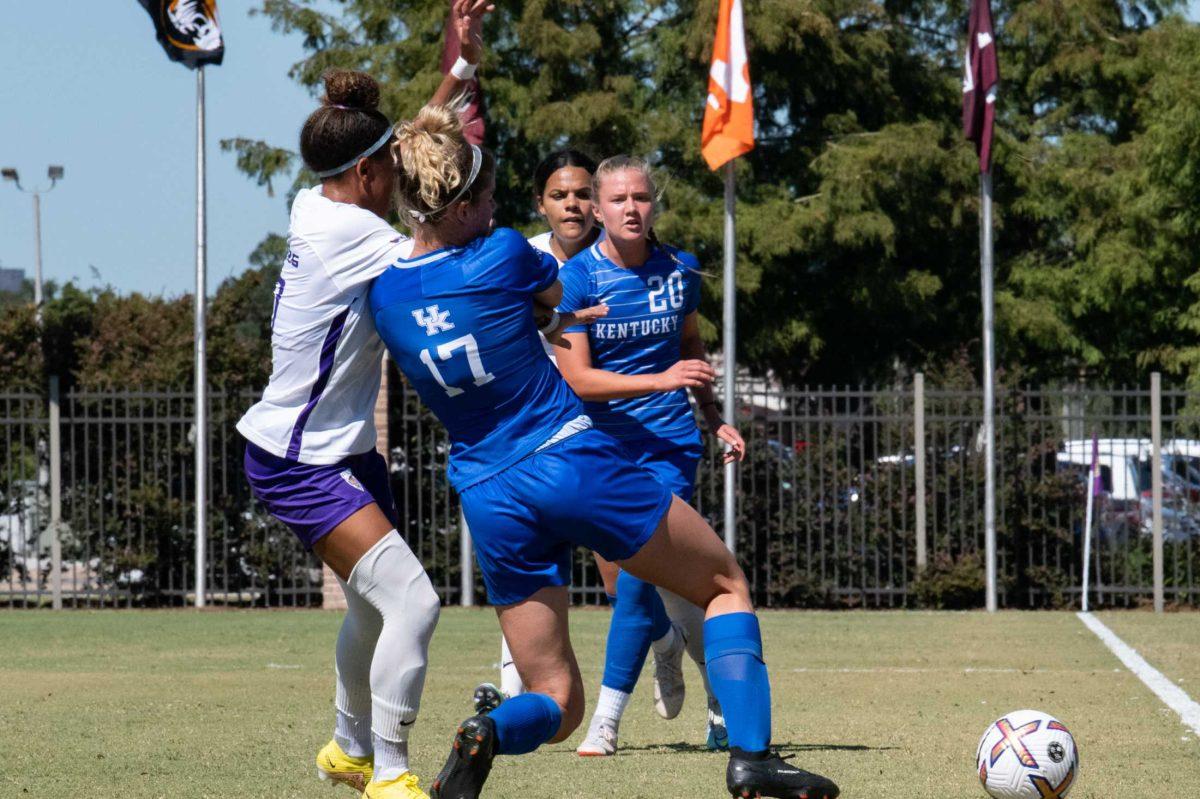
[722,161,737,553]
[981,170,997,613]
[194,65,208,609]
[1081,432,1097,613]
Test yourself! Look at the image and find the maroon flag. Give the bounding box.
[441,2,485,146]
[962,0,999,173]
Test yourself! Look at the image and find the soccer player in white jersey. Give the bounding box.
[237,5,490,798]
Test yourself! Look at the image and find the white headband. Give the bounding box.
[314,128,394,179]
[408,144,483,224]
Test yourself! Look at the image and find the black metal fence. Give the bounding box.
[3,379,1198,608]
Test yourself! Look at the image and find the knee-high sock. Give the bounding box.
[348,532,441,781]
[499,635,524,697]
[489,692,563,755]
[704,612,771,754]
[658,588,713,698]
[600,570,671,694]
[334,575,382,757]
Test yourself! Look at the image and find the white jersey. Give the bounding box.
[237,187,413,465]
[528,231,564,361]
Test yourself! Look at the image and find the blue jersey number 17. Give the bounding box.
[418,334,495,397]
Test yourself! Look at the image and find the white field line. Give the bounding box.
[1077,611,1200,736]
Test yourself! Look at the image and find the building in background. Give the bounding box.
[0,267,24,294]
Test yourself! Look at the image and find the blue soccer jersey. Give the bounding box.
[558,240,703,446]
[369,228,586,490]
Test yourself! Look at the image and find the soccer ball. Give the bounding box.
[975,709,1079,799]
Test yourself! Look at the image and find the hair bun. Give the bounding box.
[322,69,381,111]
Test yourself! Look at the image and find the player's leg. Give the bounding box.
[432,587,581,799]
[618,497,838,799]
[433,468,581,798]
[658,586,727,750]
[577,568,680,755]
[313,451,441,798]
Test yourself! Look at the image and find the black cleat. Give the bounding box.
[431,715,498,799]
[472,682,505,715]
[726,749,840,799]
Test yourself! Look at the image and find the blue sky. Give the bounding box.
[0,3,314,297]
[2,3,1199,298]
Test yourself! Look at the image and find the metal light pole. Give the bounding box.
[2,166,64,325]
[194,66,209,609]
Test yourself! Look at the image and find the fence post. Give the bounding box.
[1151,372,1164,613]
[460,508,474,607]
[914,373,927,573]
[48,376,63,610]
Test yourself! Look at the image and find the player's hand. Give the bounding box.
[566,303,609,326]
[655,359,715,391]
[454,0,494,65]
[542,304,609,345]
[714,423,746,463]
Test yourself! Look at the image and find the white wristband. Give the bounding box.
[450,57,477,81]
[538,311,561,336]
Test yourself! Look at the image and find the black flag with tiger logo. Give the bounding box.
[137,0,225,69]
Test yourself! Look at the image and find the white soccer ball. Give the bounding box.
[975,709,1079,799]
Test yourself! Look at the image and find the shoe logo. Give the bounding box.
[340,470,365,491]
[399,718,416,727]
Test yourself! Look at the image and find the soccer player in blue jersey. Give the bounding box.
[370,107,838,799]
[556,154,744,756]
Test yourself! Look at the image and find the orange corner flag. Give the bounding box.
[702,0,755,171]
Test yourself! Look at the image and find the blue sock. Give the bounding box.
[488,692,562,755]
[600,571,671,692]
[704,612,771,753]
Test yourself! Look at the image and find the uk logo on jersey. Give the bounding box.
[412,305,455,336]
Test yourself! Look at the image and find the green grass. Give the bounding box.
[1096,610,1200,696]
[1,609,1197,798]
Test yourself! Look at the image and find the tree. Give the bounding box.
[225,0,1200,387]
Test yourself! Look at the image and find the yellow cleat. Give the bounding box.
[364,771,429,799]
[316,739,374,793]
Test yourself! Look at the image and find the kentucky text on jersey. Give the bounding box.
[558,240,703,446]
[592,314,683,339]
[369,228,585,490]
[237,186,412,464]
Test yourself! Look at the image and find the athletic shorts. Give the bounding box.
[460,428,674,606]
[618,437,703,502]
[243,441,398,550]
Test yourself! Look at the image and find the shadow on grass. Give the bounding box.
[548,741,894,755]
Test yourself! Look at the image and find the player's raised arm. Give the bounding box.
[427,0,493,108]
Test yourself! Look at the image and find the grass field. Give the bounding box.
[2,608,1197,798]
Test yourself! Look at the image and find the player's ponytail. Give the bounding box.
[300,70,393,178]
[393,105,495,225]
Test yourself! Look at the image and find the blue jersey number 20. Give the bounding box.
[418,334,495,397]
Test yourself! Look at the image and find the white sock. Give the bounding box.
[333,576,380,758]
[658,588,713,698]
[347,532,441,782]
[499,634,524,697]
[595,685,631,723]
[371,735,409,782]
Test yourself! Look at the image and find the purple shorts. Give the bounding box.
[243,441,398,550]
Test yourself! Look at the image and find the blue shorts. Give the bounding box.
[243,442,398,549]
[618,437,702,502]
[460,428,674,606]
